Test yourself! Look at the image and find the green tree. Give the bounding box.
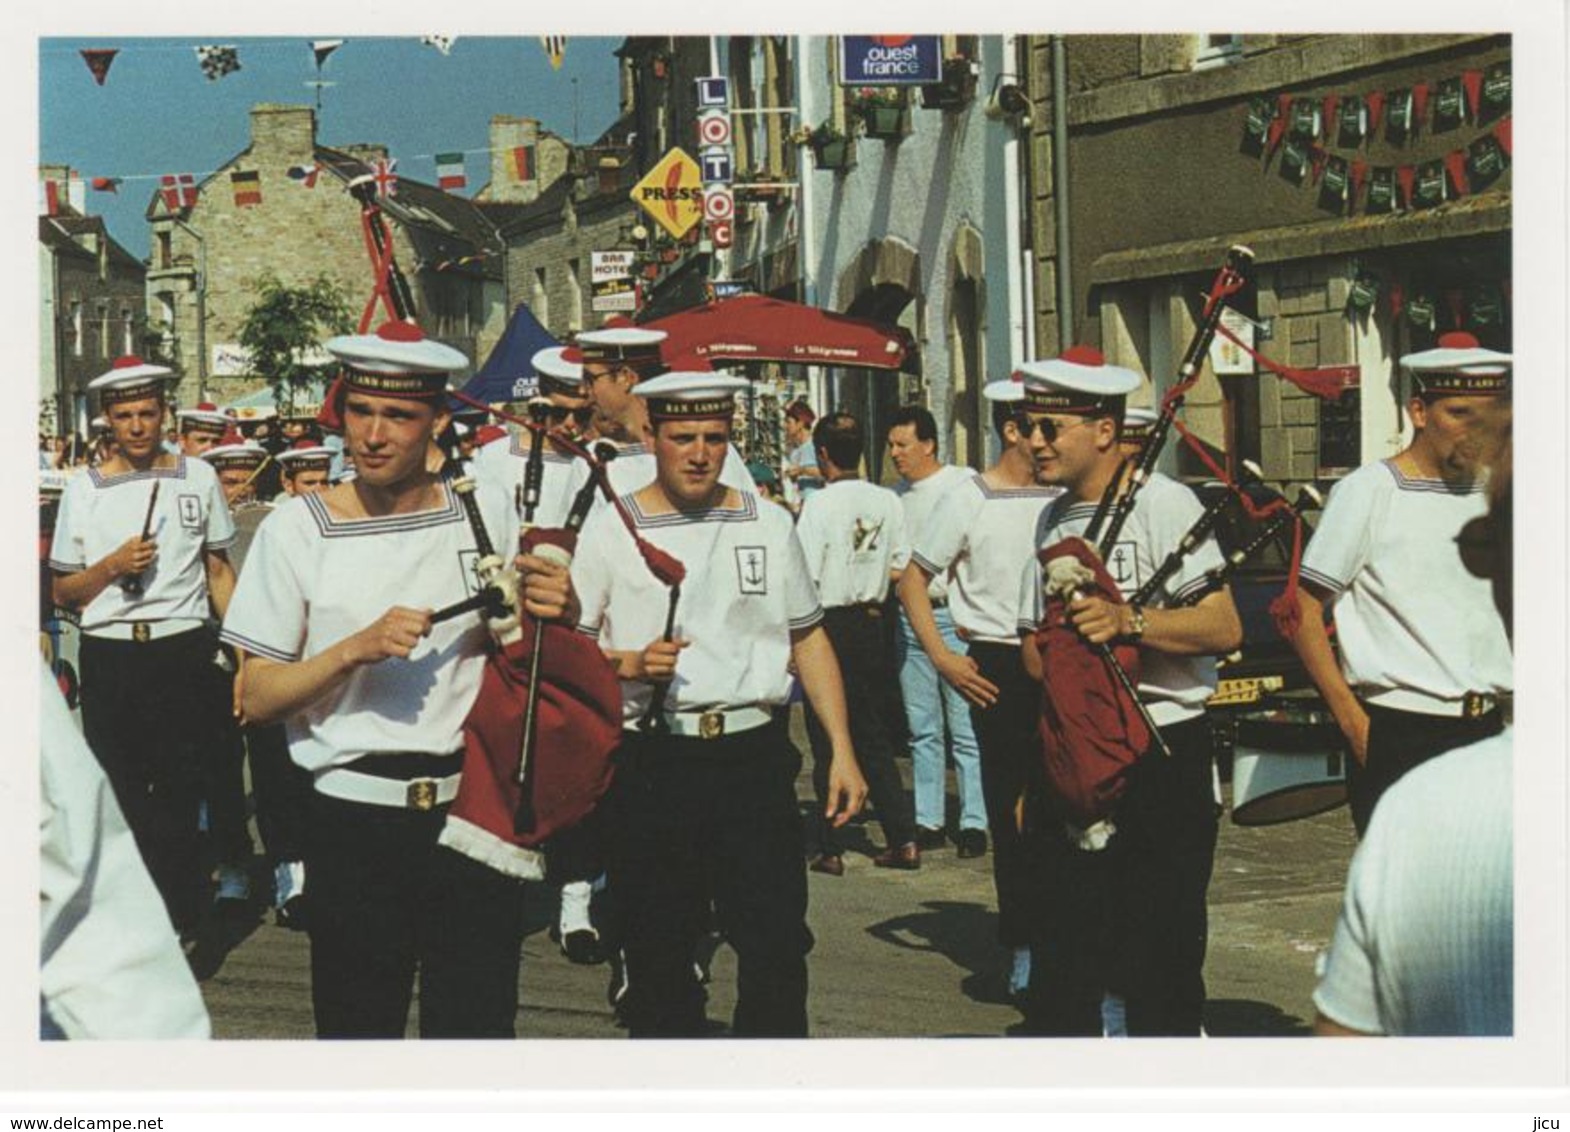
[236,274,354,413]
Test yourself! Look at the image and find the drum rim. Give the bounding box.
[1230,781,1349,826]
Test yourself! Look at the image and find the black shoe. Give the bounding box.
[914,826,948,851]
[809,854,845,877]
[872,842,921,870]
[561,929,606,966]
[955,828,989,859]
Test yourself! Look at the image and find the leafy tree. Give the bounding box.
[236,274,354,413]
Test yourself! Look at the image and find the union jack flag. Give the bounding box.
[372,158,399,200]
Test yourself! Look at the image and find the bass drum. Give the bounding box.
[1230,704,1349,826]
[229,501,275,576]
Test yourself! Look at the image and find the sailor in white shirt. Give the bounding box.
[222,321,573,1039]
[896,374,1062,997]
[1290,332,1512,836]
[174,402,229,459]
[572,372,867,1037]
[795,411,916,873]
[48,357,238,942]
[577,325,756,497]
[886,405,987,856]
[1014,347,1241,1037]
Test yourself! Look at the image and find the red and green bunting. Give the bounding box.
[1240,61,1511,216]
[1342,269,1509,335]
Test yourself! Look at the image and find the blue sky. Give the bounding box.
[38,35,626,257]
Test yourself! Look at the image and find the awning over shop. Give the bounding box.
[644,293,914,372]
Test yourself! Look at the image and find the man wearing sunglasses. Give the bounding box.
[1288,332,1512,837]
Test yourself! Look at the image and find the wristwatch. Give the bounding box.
[1126,604,1147,642]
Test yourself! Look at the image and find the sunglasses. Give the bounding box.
[1017,413,1098,444]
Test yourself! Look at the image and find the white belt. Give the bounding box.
[87,617,206,643]
[314,766,462,810]
[625,705,773,739]
[1364,687,1508,719]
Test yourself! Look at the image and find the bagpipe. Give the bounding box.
[335,169,633,878]
[1032,245,1320,841]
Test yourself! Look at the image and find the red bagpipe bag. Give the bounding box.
[1032,536,1150,833]
[438,527,623,880]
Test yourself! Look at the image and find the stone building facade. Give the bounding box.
[146,104,508,408]
[1021,33,1512,481]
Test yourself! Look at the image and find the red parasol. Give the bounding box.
[644,294,913,372]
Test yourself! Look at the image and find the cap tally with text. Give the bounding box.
[576,326,667,369]
[324,321,468,400]
[1015,346,1142,414]
[202,429,268,471]
[634,371,748,422]
[1121,405,1160,443]
[1399,332,1512,397]
[532,345,585,397]
[982,370,1026,404]
[277,438,334,473]
[88,356,175,407]
[176,402,228,436]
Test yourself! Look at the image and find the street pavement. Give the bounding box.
[195,707,1357,1040]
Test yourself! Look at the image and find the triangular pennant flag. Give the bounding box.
[1442,289,1465,329]
[1494,117,1512,157]
[1321,95,1340,139]
[1443,149,1470,198]
[90,176,121,193]
[541,36,567,70]
[1366,167,1395,213]
[1266,93,1292,155]
[1460,69,1484,121]
[420,35,455,56]
[372,157,399,199]
[1349,159,1369,207]
[1309,146,1330,185]
[1365,90,1386,133]
[1411,82,1430,129]
[435,152,467,191]
[231,169,262,208]
[1396,165,1416,209]
[79,49,117,87]
[1336,94,1365,145]
[1481,64,1511,113]
[287,163,320,188]
[1412,160,1447,208]
[1388,281,1404,322]
[196,45,242,82]
[1432,77,1465,128]
[312,39,344,69]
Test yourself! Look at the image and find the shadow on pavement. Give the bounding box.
[1202,997,1313,1036]
[865,899,1016,1008]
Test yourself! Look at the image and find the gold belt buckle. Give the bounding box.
[131,621,150,643]
[698,710,725,740]
[406,778,439,810]
[1463,692,1493,720]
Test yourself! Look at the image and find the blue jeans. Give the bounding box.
[894,608,986,833]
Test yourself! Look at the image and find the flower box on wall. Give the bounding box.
[848,87,912,140]
[812,137,856,171]
[921,56,979,110]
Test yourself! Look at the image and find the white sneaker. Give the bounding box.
[1008,946,1031,998]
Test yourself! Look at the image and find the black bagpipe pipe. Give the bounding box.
[519,400,551,526]
[1089,244,1254,558]
[1172,477,1323,610]
[118,480,160,596]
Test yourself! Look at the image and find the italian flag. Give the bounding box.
[436,152,467,191]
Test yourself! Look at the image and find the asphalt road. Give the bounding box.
[194,707,1358,1041]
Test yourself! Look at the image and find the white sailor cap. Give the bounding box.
[982,371,1026,404]
[176,402,229,434]
[576,325,667,368]
[89,415,109,433]
[1399,332,1511,396]
[532,345,585,397]
[276,440,335,471]
[634,371,748,422]
[324,321,468,399]
[202,430,269,470]
[88,356,175,406]
[1122,404,1160,442]
[1015,346,1142,415]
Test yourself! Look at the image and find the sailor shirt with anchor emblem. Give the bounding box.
[571,489,823,726]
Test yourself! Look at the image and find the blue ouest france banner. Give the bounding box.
[838,36,943,85]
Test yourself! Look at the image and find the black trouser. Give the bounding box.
[199,648,253,869]
[1349,702,1505,837]
[804,605,914,856]
[1024,716,1218,1036]
[966,641,1052,948]
[306,790,527,1039]
[247,722,313,865]
[607,726,813,1038]
[79,628,217,937]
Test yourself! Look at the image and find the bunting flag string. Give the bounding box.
[541,36,568,70]
[286,163,320,188]
[421,35,456,56]
[311,39,344,69]
[79,48,117,86]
